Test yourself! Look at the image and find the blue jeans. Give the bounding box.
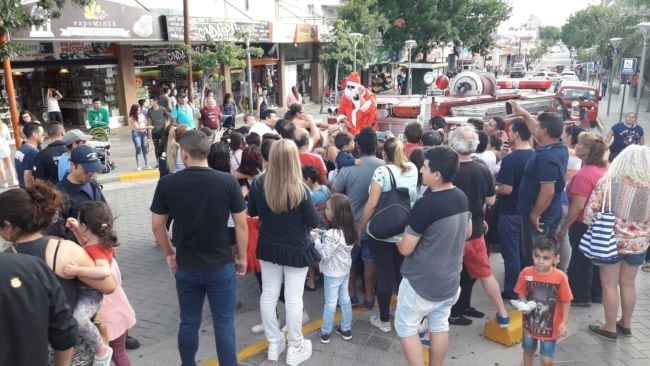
[321,274,353,335]
[522,332,557,358]
[131,130,149,165]
[520,212,561,268]
[499,214,522,294]
[175,264,237,366]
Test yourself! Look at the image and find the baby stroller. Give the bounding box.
[88,127,115,173]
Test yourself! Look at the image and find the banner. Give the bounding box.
[164,16,272,43]
[294,24,318,43]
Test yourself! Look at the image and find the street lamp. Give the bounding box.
[350,32,363,72]
[607,37,622,115]
[635,22,650,117]
[405,39,417,96]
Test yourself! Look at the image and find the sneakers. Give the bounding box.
[350,296,361,307]
[369,315,392,333]
[281,311,310,332]
[251,322,265,334]
[286,339,312,366]
[335,325,352,340]
[496,313,510,328]
[510,299,537,313]
[319,331,331,344]
[462,307,485,318]
[92,346,113,366]
[125,335,140,350]
[448,315,473,326]
[136,166,142,171]
[267,340,286,361]
[144,165,153,170]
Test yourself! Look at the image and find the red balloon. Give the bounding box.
[435,75,450,90]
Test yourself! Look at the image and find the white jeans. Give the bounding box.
[259,260,309,347]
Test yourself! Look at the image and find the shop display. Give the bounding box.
[0,74,22,132]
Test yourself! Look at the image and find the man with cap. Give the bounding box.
[34,122,67,185]
[336,71,378,135]
[171,92,196,129]
[58,129,93,181]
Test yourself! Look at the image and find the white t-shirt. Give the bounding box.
[249,122,276,137]
[472,151,499,177]
[47,96,61,112]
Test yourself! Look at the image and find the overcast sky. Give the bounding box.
[500,0,599,29]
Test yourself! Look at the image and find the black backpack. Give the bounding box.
[367,167,411,240]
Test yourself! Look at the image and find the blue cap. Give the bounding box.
[70,145,102,172]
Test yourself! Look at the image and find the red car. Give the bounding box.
[557,83,600,128]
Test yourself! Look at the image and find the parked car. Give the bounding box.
[510,63,526,78]
[557,83,600,128]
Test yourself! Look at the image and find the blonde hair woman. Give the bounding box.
[0,122,18,187]
[585,145,650,341]
[247,139,319,364]
[166,125,188,174]
[357,137,418,332]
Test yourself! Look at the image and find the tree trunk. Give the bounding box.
[334,59,340,106]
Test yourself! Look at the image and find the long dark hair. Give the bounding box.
[223,93,233,107]
[208,142,231,173]
[327,194,357,245]
[0,181,67,241]
[237,145,263,177]
[128,104,140,120]
[78,201,118,249]
[284,103,303,120]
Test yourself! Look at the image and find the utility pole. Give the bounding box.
[1,33,21,147]
[183,0,193,103]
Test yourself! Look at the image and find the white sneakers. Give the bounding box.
[510,299,537,313]
[251,322,265,334]
[267,340,286,362]
[286,339,312,366]
[92,346,113,366]
[369,315,392,333]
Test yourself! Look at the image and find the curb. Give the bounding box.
[118,170,160,182]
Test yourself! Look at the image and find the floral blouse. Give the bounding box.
[583,177,650,255]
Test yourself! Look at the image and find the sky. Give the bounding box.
[500,0,600,29]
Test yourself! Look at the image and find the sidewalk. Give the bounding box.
[597,85,650,140]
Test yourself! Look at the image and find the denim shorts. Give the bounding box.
[351,239,373,262]
[522,332,557,358]
[394,279,460,337]
[593,252,646,266]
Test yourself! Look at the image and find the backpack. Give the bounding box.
[367,167,411,240]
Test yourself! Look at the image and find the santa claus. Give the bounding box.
[336,71,377,135]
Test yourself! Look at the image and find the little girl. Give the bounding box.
[312,194,357,343]
[63,201,119,366]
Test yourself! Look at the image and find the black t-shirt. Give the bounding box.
[453,159,495,239]
[34,140,67,185]
[496,149,534,215]
[150,167,247,272]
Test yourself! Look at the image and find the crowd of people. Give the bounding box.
[1,91,649,366]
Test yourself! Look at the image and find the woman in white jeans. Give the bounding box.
[248,139,320,365]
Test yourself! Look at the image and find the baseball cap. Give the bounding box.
[70,145,102,172]
[63,129,92,145]
[177,92,186,98]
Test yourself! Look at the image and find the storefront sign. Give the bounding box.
[133,43,278,67]
[12,42,117,61]
[164,16,272,43]
[12,0,164,42]
[294,24,318,43]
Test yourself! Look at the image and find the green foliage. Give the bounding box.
[319,19,356,79]
[538,26,561,43]
[0,0,91,59]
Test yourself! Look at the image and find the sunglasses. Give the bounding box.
[346,85,356,90]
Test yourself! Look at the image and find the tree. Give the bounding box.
[0,0,90,59]
[336,0,388,70]
[538,26,561,43]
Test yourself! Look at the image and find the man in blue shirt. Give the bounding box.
[171,92,196,129]
[14,122,43,188]
[510,101,568,268]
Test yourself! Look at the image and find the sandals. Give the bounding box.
[641,261,650,273]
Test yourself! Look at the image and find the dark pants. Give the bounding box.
[48,111,63,123]
[499,214,522,294]
[521,213,561,268]
[450,266,476,317]
[175,264,237,366]
[567,222,602,303]
[367,237,404,322]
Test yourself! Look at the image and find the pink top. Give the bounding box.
[287,92,302,106]
[566,164,607,222]
[98,259,136,341]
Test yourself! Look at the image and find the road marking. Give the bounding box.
[118,170,159,182]
[201,296,398,366]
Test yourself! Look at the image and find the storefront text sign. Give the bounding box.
[294,24,318,43]
[164,16,272,43]
[12,0,164,42]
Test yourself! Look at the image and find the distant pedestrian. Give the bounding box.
[171,92,196,129]
[601,71,609,97]
[45,87,64,123]
[87,98,110,129]
[148,96,170,159]
[606,112,644,162]
[514,236,573,366]
[287,86,303,106]
[222,93,238,125]
[151,129,248,366]
[34,122,67,185]
[314,194,356,344]
[57,129,92,182]
[0,121,18,187]
[128,104,152,171]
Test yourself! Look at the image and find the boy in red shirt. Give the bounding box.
[513,235,573,366]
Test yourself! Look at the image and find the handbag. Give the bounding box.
[367,167,411,240]
[579,178,619,263]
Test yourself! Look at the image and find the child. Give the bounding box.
[63,201,120,366]
[512,235,573,366]
[334,132,361,170]
[312,194,357,343]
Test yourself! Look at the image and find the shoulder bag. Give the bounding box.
[367,167,411,240]
[579,177,619,263]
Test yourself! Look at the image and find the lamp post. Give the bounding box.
[350,32,362,72]
[246,33,254,114]
[635,22,650,118]
[405,39,417,96]
[607,37,622,115]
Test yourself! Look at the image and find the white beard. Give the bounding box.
[345,83,362,127]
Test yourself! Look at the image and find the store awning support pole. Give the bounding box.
[1,33,22,147]
[183,0,193,103]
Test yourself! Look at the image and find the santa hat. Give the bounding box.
[347,72,361,86]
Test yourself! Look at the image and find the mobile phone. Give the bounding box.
[505,101,513,115]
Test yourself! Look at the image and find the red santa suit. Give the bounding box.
[336,72,378,135]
